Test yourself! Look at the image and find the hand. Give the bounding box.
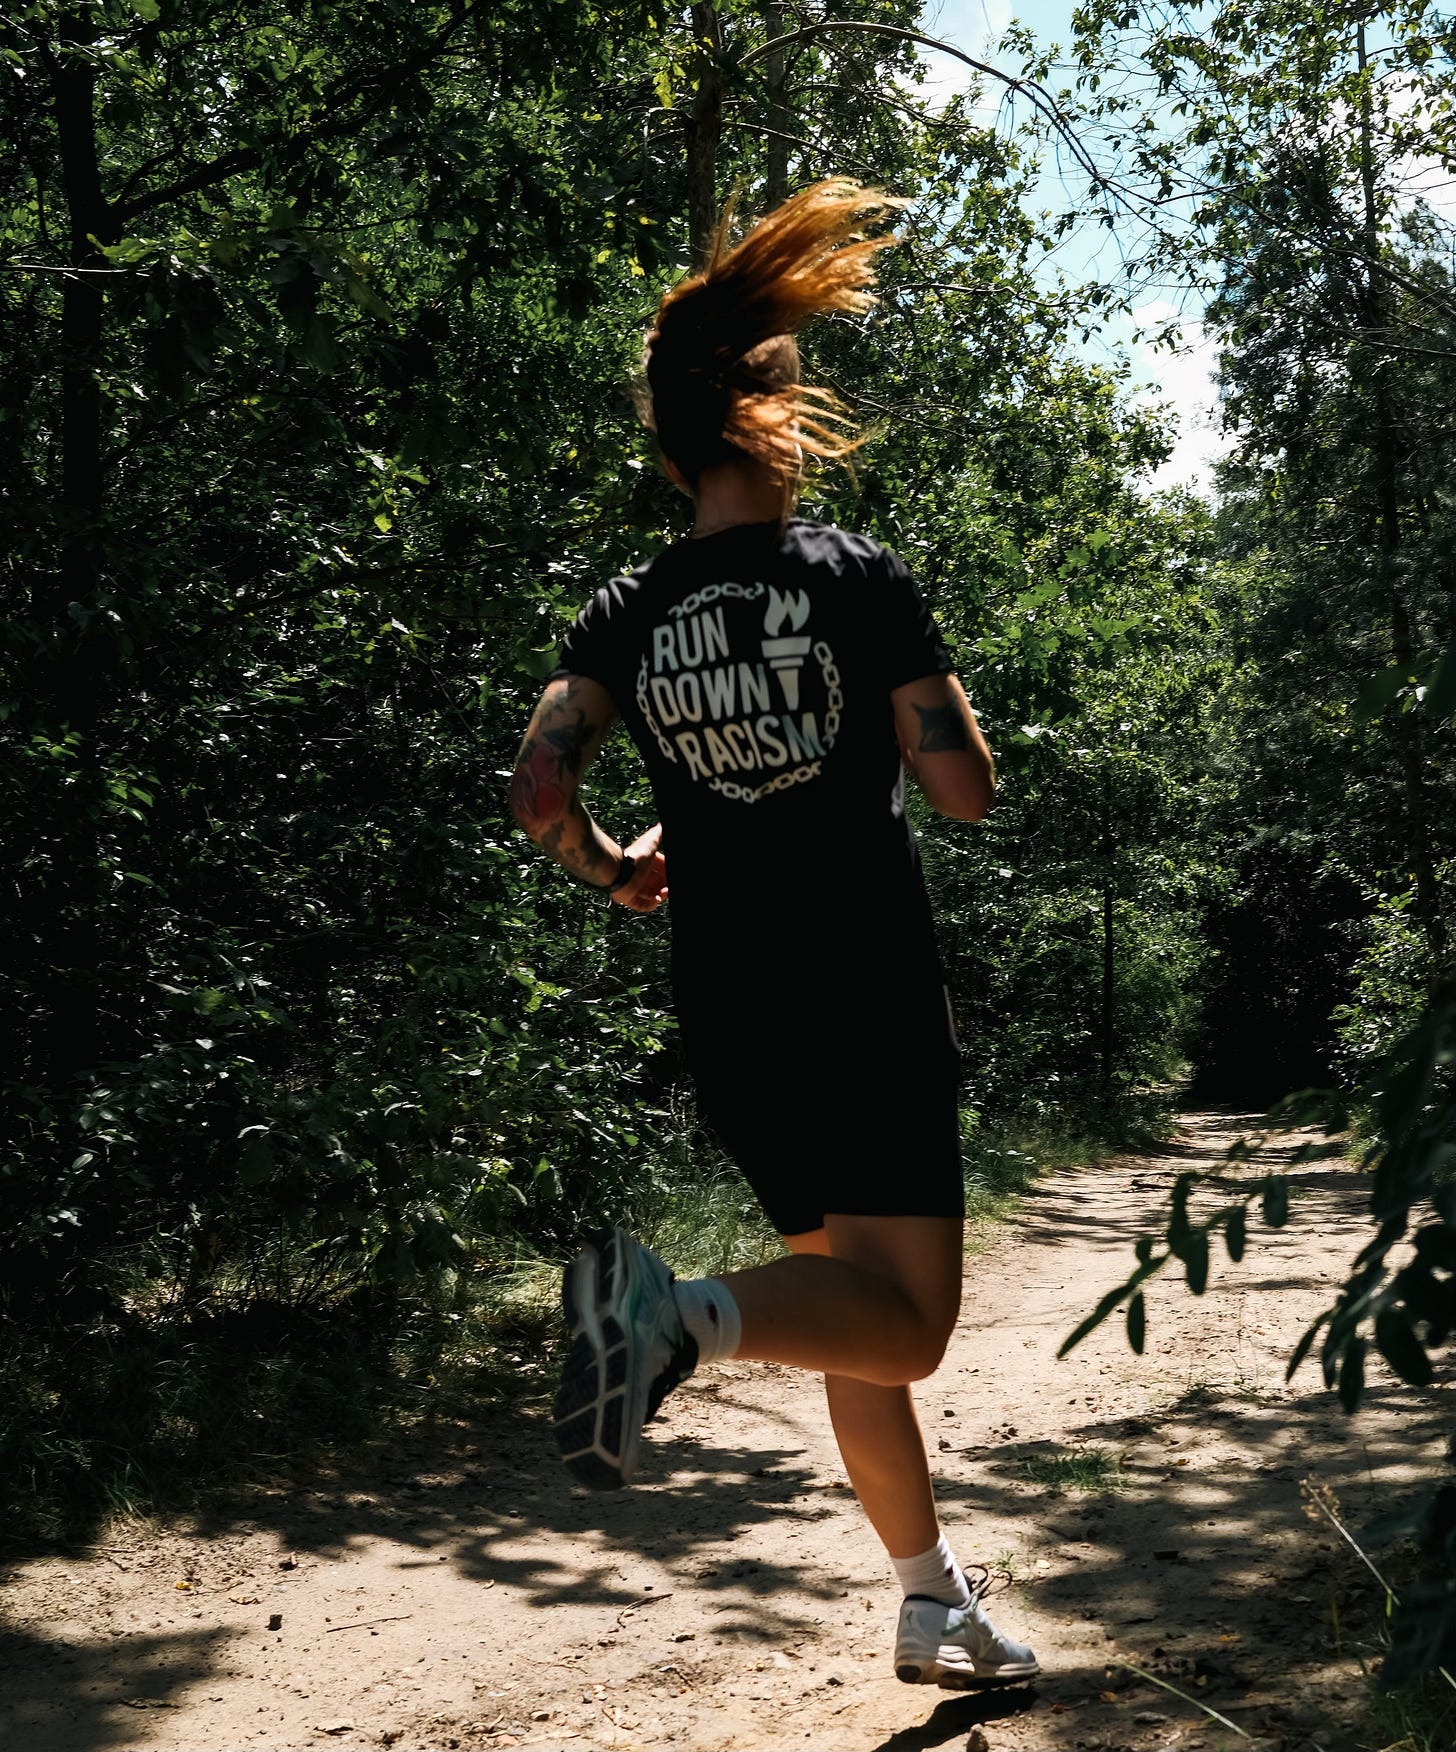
[611,822,668,913]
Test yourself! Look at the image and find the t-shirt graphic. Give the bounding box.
[636,582,843,804]
[551,518,956,1057]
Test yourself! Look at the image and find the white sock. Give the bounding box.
[892,1532,972,1607]
[671,1277,741,1364]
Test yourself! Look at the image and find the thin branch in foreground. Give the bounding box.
[1111,1659,1251,1737]
[740,20,1107,189]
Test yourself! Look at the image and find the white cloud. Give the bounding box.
[1368,62,1456,231]
[1126,301,1232,497]
[912,0,1015,114]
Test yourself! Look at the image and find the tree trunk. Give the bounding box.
[1356,23,1446,968]
[764,2,789,207]
[1100,768,1115,1099]
[52,13,113,605]
[41,14,120,1085]
[686,2,723,263]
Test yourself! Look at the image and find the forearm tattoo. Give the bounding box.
[509,702,600,824]
[540,798,614,883]
[912,701,970,752]
[510,683,615,884]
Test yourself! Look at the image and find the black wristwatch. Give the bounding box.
[603,852,638,895]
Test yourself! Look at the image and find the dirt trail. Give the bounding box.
[4,1112,1452,1752]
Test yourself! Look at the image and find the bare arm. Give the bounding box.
[891,672,995,821]
[508,675,667,911]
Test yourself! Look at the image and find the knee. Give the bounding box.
[904,1323,954,1383]
[867,1319,953,1387]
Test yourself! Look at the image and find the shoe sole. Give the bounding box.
[895,1659,1041,1688]
[553,1227,650,1491]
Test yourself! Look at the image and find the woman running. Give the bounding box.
[508,180,1039,1691]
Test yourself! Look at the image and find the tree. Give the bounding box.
[1,0,1236,1532]
[1055,0,1456,1683]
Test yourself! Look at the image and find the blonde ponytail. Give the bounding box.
[643,180,903,487]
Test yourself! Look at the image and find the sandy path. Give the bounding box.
[3,1112,1450,1752]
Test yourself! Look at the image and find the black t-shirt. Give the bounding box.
[553,518,956,1064]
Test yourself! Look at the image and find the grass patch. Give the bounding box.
[624,1159,780,1279]
[962,1120,1111,1248]
[1021,1445,1129,1494]
[0,1290,440,1549]
[988,1546,1033,1584]
[1362,1676,1456,1752]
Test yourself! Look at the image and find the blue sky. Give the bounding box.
[912,0,1229,494]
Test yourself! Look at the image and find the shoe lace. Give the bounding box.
[962,1562,1015,1605]
[645,1330,698,1423]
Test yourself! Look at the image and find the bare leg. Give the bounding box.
[774,1222,950,1558]
[827,1375,941,1557]
[719,1214,963,1387]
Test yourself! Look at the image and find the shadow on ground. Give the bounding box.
[0,1119,1444,1752]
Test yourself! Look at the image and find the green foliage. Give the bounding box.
[2,0,1212,1343]
[1052,0,1456,1684]
[1334,885,1443,1082]
[25,3,1456,1650]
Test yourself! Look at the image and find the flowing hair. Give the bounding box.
[641,179,904,491]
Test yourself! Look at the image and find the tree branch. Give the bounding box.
[115,0,494,223]
[740,21,1106,188]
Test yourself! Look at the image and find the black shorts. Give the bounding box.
[689,1046,965,1238]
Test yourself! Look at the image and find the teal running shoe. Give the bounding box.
[553,1226,698,1490]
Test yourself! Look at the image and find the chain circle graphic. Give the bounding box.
[635,655,678,764]
[668,580,766,620]
[709,761,822,803]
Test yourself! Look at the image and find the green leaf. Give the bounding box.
[1337,1335,1366,1412]
[1355,664,1412,721]
[1126,1290,1146,1353]
[1374,1306,1433,1386]
[1060,1257,1159,1358]
[516,646,559,681]
[98,236,158,264]
[1262,1176,1289,1228]
[1059,1278,1134,1358]
[127,0,161,21]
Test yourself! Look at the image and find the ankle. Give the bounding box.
[891,1532,972,1608]
[672,1277,742,1365]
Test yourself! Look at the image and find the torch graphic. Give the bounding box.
[761,587,812,709]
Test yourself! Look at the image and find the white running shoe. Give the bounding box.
[894,1592,1041,1688]
[553,1225,698,1490]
